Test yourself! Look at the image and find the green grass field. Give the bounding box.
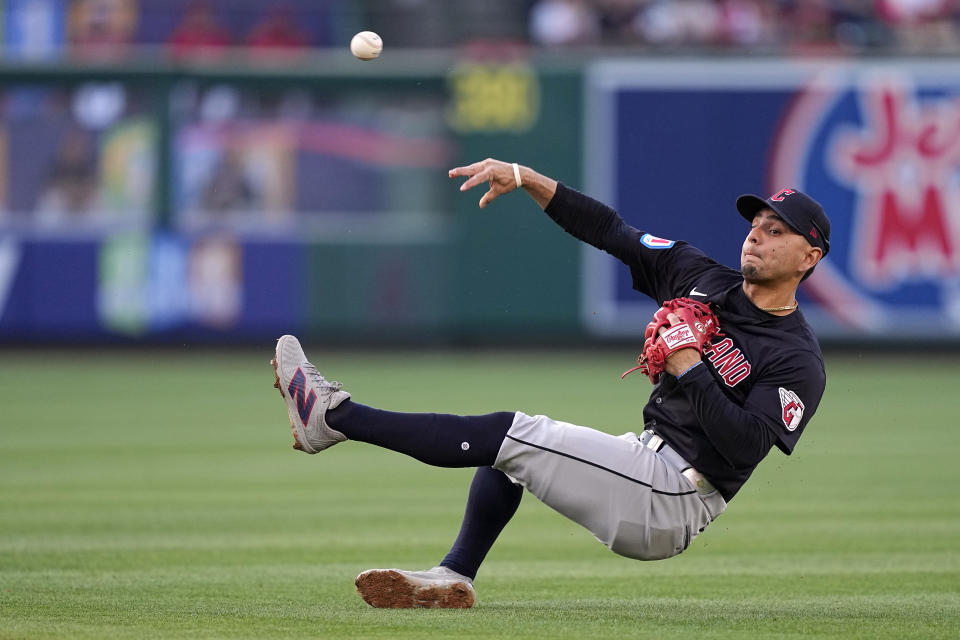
[1,347,958,639]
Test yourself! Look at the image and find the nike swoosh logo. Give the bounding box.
[689,287,707,297]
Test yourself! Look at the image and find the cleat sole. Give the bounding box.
[355,569,475,609]
[271,353,306,452]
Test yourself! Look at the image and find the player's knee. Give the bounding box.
[608,520,690,561]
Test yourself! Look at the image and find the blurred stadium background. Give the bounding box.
[2,1,959,638]
[0,0,958,344]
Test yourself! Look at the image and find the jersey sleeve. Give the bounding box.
[544,183,720,302]
[626,242,721,303]
[743,351,826,454]
[677,349,825,466]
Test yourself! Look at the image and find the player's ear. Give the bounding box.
[799,246,823,272]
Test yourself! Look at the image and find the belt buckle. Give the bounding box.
[641,430,664,452]
[682,467,716,496]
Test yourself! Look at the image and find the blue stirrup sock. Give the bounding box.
[440,465,523,580]
[325,401,521,580]
[326,400,515,467]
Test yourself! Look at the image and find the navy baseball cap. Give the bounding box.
[736,188,831,281]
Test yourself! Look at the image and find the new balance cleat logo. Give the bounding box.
[288,368,317,426]
[273,334,351,454]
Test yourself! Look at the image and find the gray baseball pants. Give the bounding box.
[493,412,726,560]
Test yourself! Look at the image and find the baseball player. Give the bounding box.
[270,158,829,609]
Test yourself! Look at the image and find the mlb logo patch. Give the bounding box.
[640,233,675,249]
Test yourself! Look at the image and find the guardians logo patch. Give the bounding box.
[778,387,804,431]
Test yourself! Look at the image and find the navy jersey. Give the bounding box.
[545,184,826,501]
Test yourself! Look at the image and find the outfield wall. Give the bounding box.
[0,55,957,344]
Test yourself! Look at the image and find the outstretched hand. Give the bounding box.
[448,158,520,208]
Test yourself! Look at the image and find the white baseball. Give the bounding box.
[350,31,382,61]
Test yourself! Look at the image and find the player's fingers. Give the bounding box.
[448,163,479,179]
[657,313,683,337]
[478,188,498,208]
[458,168,492,192]
[448,158,495,179]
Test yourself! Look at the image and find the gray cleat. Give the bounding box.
[271,334,350,454]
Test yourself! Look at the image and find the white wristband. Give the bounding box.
[512,162,522,189]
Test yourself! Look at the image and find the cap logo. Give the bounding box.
[810,227,818,238]
[770,188,796,201]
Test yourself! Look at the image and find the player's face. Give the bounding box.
[741,210,812,284]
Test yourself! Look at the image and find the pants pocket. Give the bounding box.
[608,520,688,561]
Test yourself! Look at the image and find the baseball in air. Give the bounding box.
[350,31,382,61]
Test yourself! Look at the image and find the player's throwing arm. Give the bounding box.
[449,158,558,210]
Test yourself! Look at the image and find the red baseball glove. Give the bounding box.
[622,297,720,384]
